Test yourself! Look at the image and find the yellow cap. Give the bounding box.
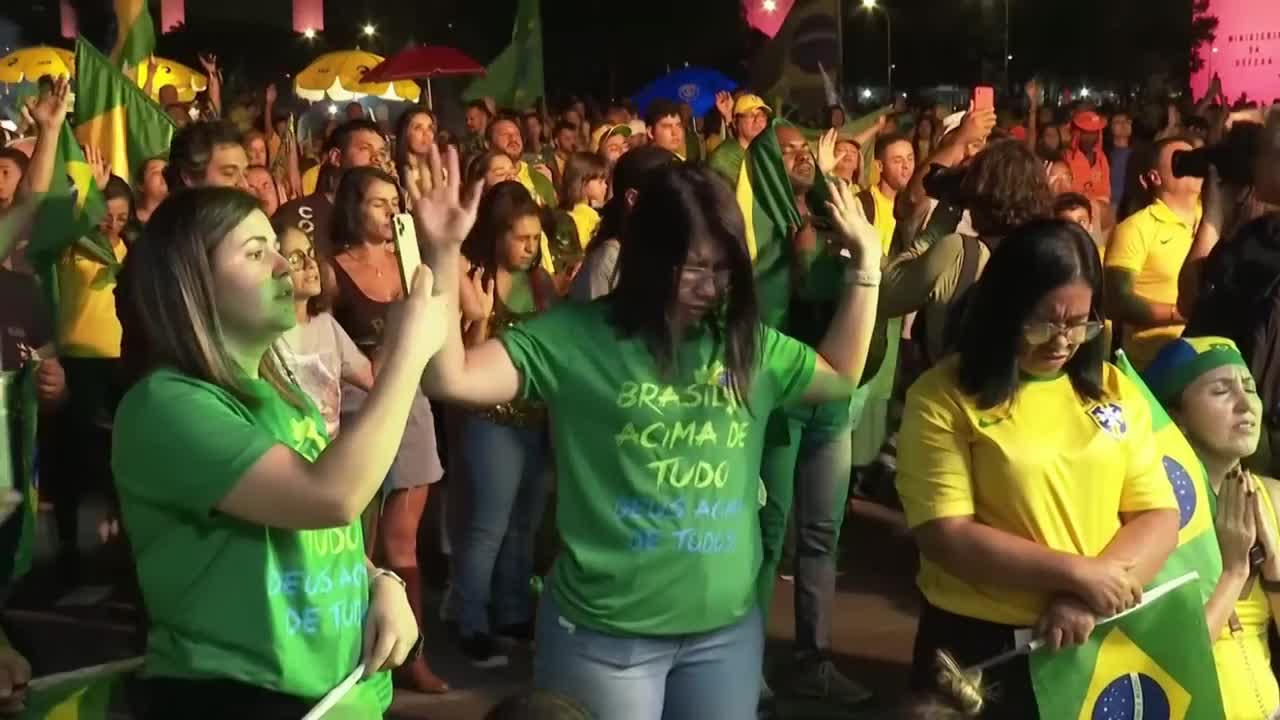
[733,94,771,116]
[590,123,632,152]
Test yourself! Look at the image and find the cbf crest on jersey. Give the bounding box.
[1088,402,1128,438]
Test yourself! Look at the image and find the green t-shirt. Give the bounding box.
[113,369,391,714]
[500,301,818,636]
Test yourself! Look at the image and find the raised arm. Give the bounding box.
[801,178,883,404]
[217,267,450,529]
[198,53,223,119]
[906,106,996,209]
[412,145,523,407]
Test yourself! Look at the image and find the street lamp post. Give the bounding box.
[861,0,891,97]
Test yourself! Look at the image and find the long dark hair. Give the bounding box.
[588,145,679,254]
[330,166,399,251]
[394,106,436,182]
[607,163,758,408]
[955,219,1106,410]
[462,181,542,278]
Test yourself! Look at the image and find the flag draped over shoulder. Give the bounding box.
[110,0,155,71]
[26,122,109,313]
[1030,353,1226,720]
[464,0,543,110]
[75,37,176,187]
[738,117,798,328]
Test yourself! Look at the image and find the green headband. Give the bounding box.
[1143,336,1249,404]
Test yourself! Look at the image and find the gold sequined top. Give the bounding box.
[479,290,546,428]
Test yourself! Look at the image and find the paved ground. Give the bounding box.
[10,500,921,719]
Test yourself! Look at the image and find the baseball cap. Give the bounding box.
[733,94,772,117]
[590,123,633,152]
[1072,110,1107,133]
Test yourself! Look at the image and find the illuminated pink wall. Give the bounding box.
[1191,0,1280,103]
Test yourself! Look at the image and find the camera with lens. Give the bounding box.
[1171,121,1262,186]
[921,163,968,204]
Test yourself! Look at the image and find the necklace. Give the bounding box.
[348,244,393,278]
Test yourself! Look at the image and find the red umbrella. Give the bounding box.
[362,46,485,108]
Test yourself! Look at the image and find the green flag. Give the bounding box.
[0,367,40,583]
[1030,352,1227,719]
[75,36,176,187]
[109,0,156,72]
[464,0,544,110]
[26,121,111,314]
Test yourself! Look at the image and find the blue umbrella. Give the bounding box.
[631,67,738,119]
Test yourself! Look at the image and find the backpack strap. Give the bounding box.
[857,188,876,227]
[956,235,982,296]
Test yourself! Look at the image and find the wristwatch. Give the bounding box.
[369,568,424,660]
[370,568,406,590]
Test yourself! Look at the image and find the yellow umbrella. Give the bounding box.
[0,46,74,84]
[294,50,420,103]
[136,57,208,103]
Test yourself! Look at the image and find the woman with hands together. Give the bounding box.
[897,220,1179,717]
[111,188,449,718]
[1144,336,1280,719]
[410,144,881,720]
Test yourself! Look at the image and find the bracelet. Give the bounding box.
[370,568,407,590]
[844,266,881,287]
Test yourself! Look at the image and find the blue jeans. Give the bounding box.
[758,412,855,658]
[533,591,763,720]
[455,414,549,636]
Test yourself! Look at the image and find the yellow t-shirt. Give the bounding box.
[1214,473,1280,720]
[58,240,128,359]
[869,184,897,254]
[568,203,601,250]
[301,163,320,197]
[1104,199,1202,369]
[896,357,1176,626]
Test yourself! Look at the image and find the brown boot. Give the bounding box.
[391,565,450,694]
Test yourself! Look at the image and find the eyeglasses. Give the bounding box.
[1022,320,1104,346]
[678,264,732,290]
[286,248,317,271]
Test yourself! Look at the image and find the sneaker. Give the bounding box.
[460,633,509,669]
[780,658,874,708]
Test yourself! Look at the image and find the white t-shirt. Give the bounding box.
[276,312,370,439]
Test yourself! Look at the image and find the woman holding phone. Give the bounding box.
[112,187,445,717]
[328,166,450,693]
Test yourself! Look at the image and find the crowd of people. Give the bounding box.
[2,45,1280,719]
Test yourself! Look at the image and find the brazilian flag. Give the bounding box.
[0,366,40,583]
[22,658,139,719]
[26,121,110,317]
[108,0,155,73]
[1029,352,1226,719]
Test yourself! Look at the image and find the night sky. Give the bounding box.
[6,0,1205,101]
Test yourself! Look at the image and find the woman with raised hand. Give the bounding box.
[112,187,447,718]
[1144,336,1280,719]
[327,166,450,694]
[411,144,883,720]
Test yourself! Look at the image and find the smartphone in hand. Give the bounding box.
[393,213,422,295]
[973,85,995,112]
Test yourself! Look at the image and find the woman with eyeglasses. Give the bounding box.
[412,147,884,720]
[896,219,1181,716]
[273,220,373,438]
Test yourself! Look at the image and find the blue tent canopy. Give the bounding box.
[631,67,738,120]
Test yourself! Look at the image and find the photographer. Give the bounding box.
[880,139,1053,365]
[1103,137,1202,370]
